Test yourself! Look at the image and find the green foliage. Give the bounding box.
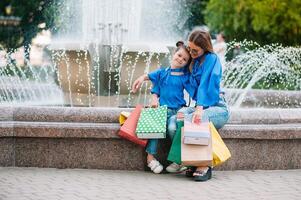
[0,0,61,51]
[203,0,301,46]
[251,0,301,45]
[186,0,209,29]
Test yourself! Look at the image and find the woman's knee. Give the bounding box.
[203,107,230,129]
[178,107,195,115]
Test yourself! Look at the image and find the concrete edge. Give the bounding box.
[1,121,301,140]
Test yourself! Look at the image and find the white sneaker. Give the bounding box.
[166,163,187,173]
[148,159,163,174]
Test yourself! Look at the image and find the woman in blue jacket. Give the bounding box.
[178,29,230,181]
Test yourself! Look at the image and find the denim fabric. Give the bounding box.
[146,108,178,155]
[178,97,230,129]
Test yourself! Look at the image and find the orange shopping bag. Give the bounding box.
[118,105,147,147]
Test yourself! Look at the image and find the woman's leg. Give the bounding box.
[178,107,195,122]
[202,98,230,129]
[184,98,230,129]
[189,98,230,181]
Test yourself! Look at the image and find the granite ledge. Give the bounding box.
[12,106,131,123]
[0,121,301,140]
[0,121,120,139]
[221,124,301,139]
[0,106,300,124]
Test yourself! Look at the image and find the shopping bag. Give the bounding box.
[183,121,210,145]
[167,120,184,164]
[136,106,167,139]
[210,122,231,167]
[181,126,213,167]
[119,111,131,125]
[118,105,147,147]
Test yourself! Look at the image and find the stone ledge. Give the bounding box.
[229,108,301,124]
[0,106,131,123]
[1,106,301,124]
[0,121,120,139]
[1,121,301,140]
[1,121,300,170]
[220,124,301,139]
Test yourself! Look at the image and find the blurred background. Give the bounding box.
[0,0,300,107]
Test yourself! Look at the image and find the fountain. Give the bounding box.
[0,0,300,171]
[223,42,301,108]
[48,0,188,107]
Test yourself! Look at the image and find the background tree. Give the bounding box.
[251,0,301,45]
[0,0,61,63]
[203,0,301,46]
[186,0,209,30]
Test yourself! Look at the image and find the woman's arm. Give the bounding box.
[195,54,221,107]
[192,54,222,124]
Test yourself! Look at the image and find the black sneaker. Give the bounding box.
[193,167,212,182]
[185,166,197,178]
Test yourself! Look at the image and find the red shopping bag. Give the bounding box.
[119,105,148,147]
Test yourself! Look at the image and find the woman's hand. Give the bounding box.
[192,106,203,124]
[150,94,159,108]
[131,75,148,93]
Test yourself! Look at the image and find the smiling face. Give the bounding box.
[187,41,205,59]
[188,29,214,59]
[171,48,191,69]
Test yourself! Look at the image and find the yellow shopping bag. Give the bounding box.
[210,122,231,167]
[119,111,131,125]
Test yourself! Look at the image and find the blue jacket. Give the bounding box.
[148,66,195,109]
[190,53,222,107]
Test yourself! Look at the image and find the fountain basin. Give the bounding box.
[225,88,301,108]
[49,41,170,106]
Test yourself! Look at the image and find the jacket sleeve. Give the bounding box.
[148,68,162,85]
[150,83,160,96]
[148,68,164,96]
[196,54,222,107]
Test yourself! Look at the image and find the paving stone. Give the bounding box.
[0,167,300,200]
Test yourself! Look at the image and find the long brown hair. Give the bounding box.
[188,29,213,53]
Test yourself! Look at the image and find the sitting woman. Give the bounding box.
[179,29,230,181]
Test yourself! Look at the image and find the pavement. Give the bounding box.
[0,167,300,200]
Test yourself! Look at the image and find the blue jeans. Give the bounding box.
[179,97,230,129]
[146,108,178,155]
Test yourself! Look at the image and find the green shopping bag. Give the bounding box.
[167,120,184,164]
[136,106,167,139]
